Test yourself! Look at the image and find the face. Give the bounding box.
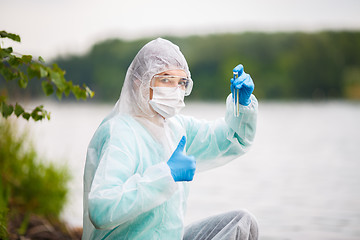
[149,69,188,99]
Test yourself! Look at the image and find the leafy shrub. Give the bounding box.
[0,119,70,238]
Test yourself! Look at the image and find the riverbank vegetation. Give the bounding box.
[0,119,81,239]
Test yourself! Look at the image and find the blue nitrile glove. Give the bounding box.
[230,64,255,106]
[167,136,196,182]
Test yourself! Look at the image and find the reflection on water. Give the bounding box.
[18,101,360,240]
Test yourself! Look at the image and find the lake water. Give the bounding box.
[17,100,360,240]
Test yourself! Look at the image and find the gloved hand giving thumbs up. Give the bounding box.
[231,64,254,106]
[167,136,196,182]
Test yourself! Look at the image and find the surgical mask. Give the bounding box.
[149,87,185,119]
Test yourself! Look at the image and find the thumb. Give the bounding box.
[175,136,186,152]
[233,64,244,75]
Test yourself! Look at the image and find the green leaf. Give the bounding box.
[64,81,72,97]
[8,56,22,67]
[1,103,14,118]
[71,85,83,100]
[1,65,19,81]
[38,56,45,63]
[0,31,21,42]
[14,103,25,117]
[27,65,40,79]
[41,81,54,96]
[56,89,62,100]
[21,55,32,64]
[52,63,63,73]
[50,70,66,91]
[22,112,31,120]
[18,72,28,88]
[0,48,11,59]
[39,66,48,78]
[2,47,13,54]
[31,105,45,121]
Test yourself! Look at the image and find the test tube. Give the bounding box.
[233,71,239,117]
[237,87,239,116]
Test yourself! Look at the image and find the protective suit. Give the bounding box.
[82,38,258,240]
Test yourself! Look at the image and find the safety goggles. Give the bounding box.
[151,75,193,96]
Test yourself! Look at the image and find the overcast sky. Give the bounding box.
[2,0,360,60]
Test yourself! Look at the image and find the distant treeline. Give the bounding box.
[4,31,360,102]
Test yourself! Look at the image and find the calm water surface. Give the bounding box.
[19,100,360,240]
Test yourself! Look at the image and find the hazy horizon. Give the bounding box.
[2,0,360,60]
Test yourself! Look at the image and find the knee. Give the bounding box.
[233,210,259,239]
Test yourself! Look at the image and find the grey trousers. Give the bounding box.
[183,210,259,240]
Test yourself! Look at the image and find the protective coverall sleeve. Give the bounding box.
[87,122,178,230]
[178,94,258,171]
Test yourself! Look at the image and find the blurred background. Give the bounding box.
[1,0,360,239]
